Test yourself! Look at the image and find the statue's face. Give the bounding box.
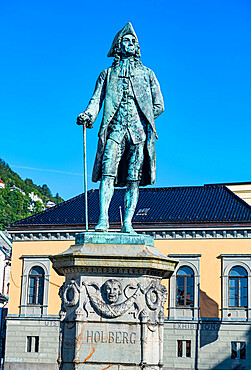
[121,34,136,56]
[104,279,122,304]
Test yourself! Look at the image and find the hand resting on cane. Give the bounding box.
[76,112,93,128]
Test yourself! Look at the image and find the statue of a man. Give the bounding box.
[77,23,164,233]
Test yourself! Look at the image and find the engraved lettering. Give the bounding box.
[130,333,136,344]
[115,331,121,343]
[86,330,93,343]
[44,321,57,327]
[199,323,221,331]
[122,332,128,344]
[85,330,136,344]
[101,331,108,343]
[108,331,114,343]
[94,331,101,342]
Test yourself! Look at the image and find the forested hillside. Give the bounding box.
[0,159,64,230]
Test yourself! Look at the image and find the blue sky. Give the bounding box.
[0,0,250,200]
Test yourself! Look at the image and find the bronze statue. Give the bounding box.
[77,23,164,233]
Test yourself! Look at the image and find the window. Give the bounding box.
[229,266,248,308]
[28,266,45,305]
[20,257,50,316]
[27,336,39,352]
[231,342,246,359]
[221,255,251,320]
[177,340,191,358]
[136,208,150,216]
[176,266,194,307]
[169,255,200,320]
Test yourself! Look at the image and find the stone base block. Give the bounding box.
[4,364,59,370]
[50,231,177,369]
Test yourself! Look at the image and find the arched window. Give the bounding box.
[28,266,45,305]
[229,266,248,308]
[176,266,194,307]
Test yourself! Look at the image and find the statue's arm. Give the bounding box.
[149,70,164,119]
[77,69,107,127]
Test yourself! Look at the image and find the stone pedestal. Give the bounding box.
[50,232,177,369]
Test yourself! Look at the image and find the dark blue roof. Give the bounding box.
[10,185,251,229]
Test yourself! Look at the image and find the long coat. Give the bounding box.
[84,62,164,186]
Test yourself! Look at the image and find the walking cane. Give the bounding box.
[83,124,88,231]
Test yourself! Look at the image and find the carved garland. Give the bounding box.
[84,282,139,318]
[63,280,80,307]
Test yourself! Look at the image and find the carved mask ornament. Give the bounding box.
[84,280,139,318]
[103,279,122,304]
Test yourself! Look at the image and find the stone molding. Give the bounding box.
[60,266,165,277]
[10,227,251,241]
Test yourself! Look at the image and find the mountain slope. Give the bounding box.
[0,158,64,230]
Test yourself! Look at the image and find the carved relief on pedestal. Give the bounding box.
[144,282,167,311]
[80,278,168,321]
[63,279,80,307]
[83,279,139,318]
[58,276,168,326]
[58,282,66,320]
[58,279,80,317]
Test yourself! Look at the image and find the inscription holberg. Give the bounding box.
[86,330,136,344]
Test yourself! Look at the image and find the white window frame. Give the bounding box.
[177,339,191,358]
[221,254,251,321]
[20,256,50,316]
[231,341,246,360]
[26,336,39,353]
[168,254,200,320]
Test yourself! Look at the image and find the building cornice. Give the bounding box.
[9,225,251,241]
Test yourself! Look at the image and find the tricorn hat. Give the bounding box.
[107,22,140,57]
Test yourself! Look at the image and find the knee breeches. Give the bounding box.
[102,133,145,182]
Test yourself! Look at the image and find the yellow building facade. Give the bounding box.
[8,237,251,319]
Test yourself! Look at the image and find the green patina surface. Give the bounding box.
[77,22,164,234]
[75,231,154,247]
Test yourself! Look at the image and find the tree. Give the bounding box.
[32,201,44,214]
[41,184,52,198]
